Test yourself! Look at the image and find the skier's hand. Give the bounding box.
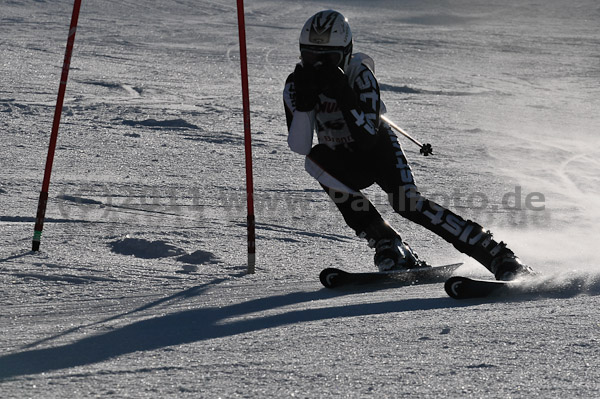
[316,65,348,100]
[316,65,359,110]
[293,63,319,112]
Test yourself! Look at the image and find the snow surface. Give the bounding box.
[1,0,600,397]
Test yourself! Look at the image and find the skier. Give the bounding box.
[283,10,534,281]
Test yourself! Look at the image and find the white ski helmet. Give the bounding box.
[299,10,353,70]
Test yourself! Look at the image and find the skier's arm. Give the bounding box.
[283,72,314,155]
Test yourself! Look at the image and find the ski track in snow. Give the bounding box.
[1,0,600,397]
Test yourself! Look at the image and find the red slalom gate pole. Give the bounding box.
[32,0,82,251]
[236,0,256,273]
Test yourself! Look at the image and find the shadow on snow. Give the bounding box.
[0,283,466,380]
[1,275,598,380]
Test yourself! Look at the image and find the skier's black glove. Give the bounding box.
[316,65,358,110]
[316,65,345,97]
[293,63,319,112]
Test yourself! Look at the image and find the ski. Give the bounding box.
[444,276,516,299]
[320,263,463,289]
[443,274,559,299]
[445,273,599,299]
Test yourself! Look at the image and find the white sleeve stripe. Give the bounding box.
[288,111,314,155]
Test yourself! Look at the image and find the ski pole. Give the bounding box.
[381,114,433,156]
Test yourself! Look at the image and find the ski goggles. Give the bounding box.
[300,48,344,67]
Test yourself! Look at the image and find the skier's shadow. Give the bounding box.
[0,280,523,380]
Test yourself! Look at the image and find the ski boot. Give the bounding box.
[358,219,428,272]
[374,237,426,272]
[469,231,535,281]
[490,250,536,281]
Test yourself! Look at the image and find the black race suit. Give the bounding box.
[283,53,506,270]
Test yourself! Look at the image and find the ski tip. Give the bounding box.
[444,276,466,299]
[319,267,345,289]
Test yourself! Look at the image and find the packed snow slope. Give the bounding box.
[1,0,599,397]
